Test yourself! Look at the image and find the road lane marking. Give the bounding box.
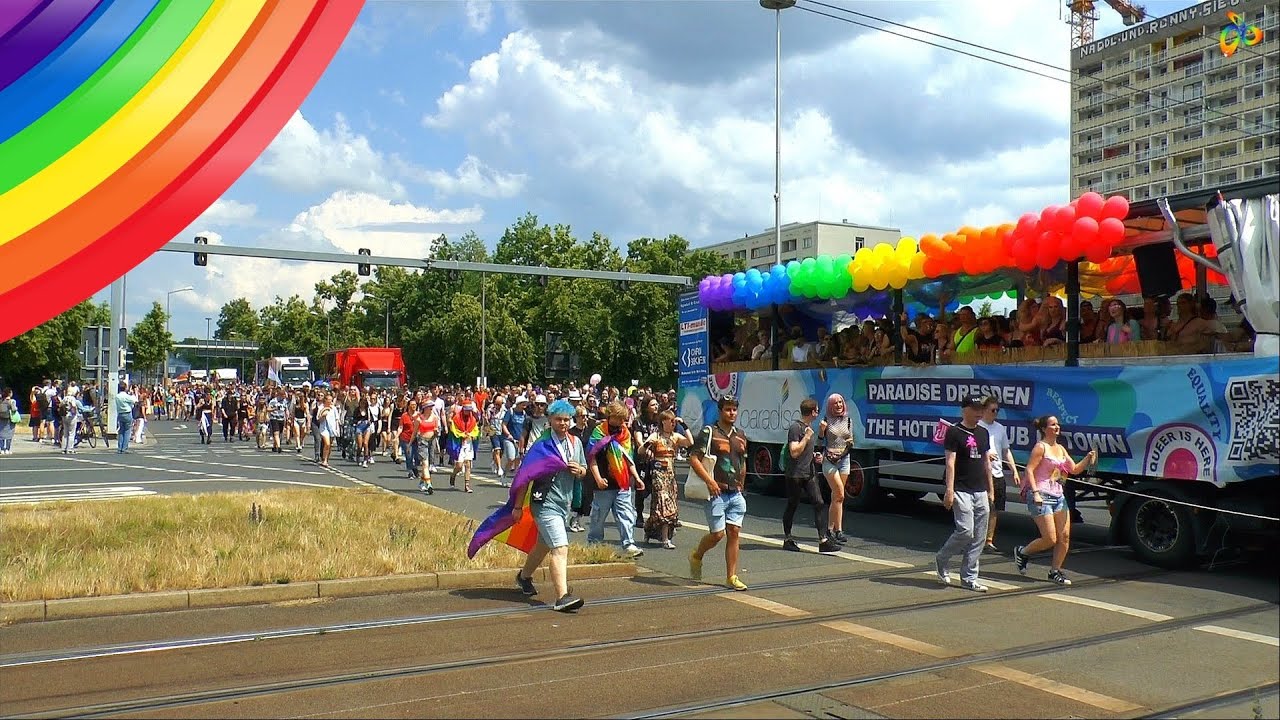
[131,454,325,475]
[677,520,913,568]
[917,572,1018,591]
[1040,594,1173,622]
[718,593,811,617]
[0,467,120,473]
[1194,625,1280,646]
[0,487,157,504]
[819,620,959,658]
[974,663,1142,712]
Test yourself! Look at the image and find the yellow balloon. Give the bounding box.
[896,238,918,257]
[874,242,894,258]
[854,247,872,264]
[908,253,927,279]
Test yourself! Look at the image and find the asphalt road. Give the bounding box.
[2,421,1276,718]
[0,421,361,504]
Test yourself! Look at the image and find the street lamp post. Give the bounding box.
[165,286,194,382]
[480,273,487,387]
[760,0,794,265]
[761,0,794,372]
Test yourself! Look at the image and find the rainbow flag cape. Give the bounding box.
[446,410,482,462]
[588,423,636,490]
[466,436,568,558]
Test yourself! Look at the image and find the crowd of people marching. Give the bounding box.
[5,374,1097,614]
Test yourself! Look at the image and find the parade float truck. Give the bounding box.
[324,347,407,389]
[254,356,313,388]
[678,181,1279,569]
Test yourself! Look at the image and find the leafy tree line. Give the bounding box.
[1,214,738,391]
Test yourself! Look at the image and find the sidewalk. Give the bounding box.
[3,424,155,456]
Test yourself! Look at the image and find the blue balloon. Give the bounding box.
[745,268,762,283]
[771,264,787,279]
[733,272,746,283]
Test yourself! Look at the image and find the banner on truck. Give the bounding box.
[676,358,1279,487]
[677,291,709,387]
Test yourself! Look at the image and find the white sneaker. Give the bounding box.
[624,544,644,558]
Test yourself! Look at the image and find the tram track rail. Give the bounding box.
[1140,681,1280,719]
[2,564,1218,719]
[620,601,1278,720]
[0,543,1146,670]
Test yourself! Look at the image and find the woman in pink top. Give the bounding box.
[1014,416,1097,585]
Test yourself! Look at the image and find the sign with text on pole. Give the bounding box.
[678,291,709,387]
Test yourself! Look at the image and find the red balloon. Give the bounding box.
[1085,241,1111,264]
[962,252,983,276]
[1040,206,1059,228]
[923,257,943,278]
[1016,212,1039,235]
[1098,217,1126,245]
[1000,228,1016,254]
[1075,192,1105,220]
[1036,231,1061,269]
[1059,233,1084,262]
[1015,254,1038,273]
[1102,195,1130,220]
[1070,213,1100,244]
[1053,205,1077,235]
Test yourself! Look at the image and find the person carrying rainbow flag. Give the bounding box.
[586,401,646,558]
[447,402,483,493]
[467,399,588,612]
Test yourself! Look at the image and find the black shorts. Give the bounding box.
[992,478,1008,511]
[270,419,286,434]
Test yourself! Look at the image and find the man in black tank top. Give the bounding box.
[901,313,938,364]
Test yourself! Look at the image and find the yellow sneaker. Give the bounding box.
[727,575,748,591]
[689,552,702,582]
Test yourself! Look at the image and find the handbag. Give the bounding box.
[8,405,18,424]
[683,428,716,502]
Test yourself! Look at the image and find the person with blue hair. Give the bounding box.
[545,398,575,421]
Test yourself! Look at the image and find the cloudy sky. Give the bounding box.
[95,0,1196,340]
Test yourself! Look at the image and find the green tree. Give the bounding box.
[257,295,326,367]
[977,301,993,318]
[409,294,536,384]
[129,302,173,379]
[0,301,110,392]
[215,298,259,341]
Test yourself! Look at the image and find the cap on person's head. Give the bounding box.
[515,395,529,405]
[568,389,582,401]
[534,393,547,404]
[960,394,984,409]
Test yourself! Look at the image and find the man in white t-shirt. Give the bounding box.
[979,396,1018,553]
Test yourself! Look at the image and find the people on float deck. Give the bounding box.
[1015,416,1097,586]
[935,395,994,593]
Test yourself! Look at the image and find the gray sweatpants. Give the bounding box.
[936,490,989,584]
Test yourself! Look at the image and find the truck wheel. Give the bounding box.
[747,445,783,496]
[1123,493,1197,569]
[844,458,881,511]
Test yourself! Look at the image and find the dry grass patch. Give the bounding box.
[0,488,620,602]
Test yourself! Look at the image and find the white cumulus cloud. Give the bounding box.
[254,111,406,198]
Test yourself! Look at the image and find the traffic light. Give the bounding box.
[447,268,461,283]
[537,275,549,289]
[618,279,631,292]
[358,248,371,276]
[193,235,208,266]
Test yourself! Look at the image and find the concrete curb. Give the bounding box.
[0,562,635,625]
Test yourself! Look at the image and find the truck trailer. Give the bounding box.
[678,180,1279,569]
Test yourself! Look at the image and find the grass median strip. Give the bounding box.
[1,487,620,603]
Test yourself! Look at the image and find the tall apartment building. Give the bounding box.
[706,220,901,272]
[1070,0,1279,201]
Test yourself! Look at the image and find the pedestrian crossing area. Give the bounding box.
[0,485,157,505]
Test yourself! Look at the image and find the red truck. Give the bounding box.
[324,348,407,389]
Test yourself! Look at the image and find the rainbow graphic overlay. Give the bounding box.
[0,0,365,341]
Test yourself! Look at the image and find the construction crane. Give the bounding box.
[1067,0,1148,49]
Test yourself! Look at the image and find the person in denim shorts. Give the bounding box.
[688,396,750,591]
[1014,415,1097,585]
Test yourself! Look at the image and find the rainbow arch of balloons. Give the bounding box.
[698,191,1133,312]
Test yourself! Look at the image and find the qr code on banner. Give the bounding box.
[1226,374,1280,463]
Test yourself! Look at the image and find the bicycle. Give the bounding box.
[76,413,99,449]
